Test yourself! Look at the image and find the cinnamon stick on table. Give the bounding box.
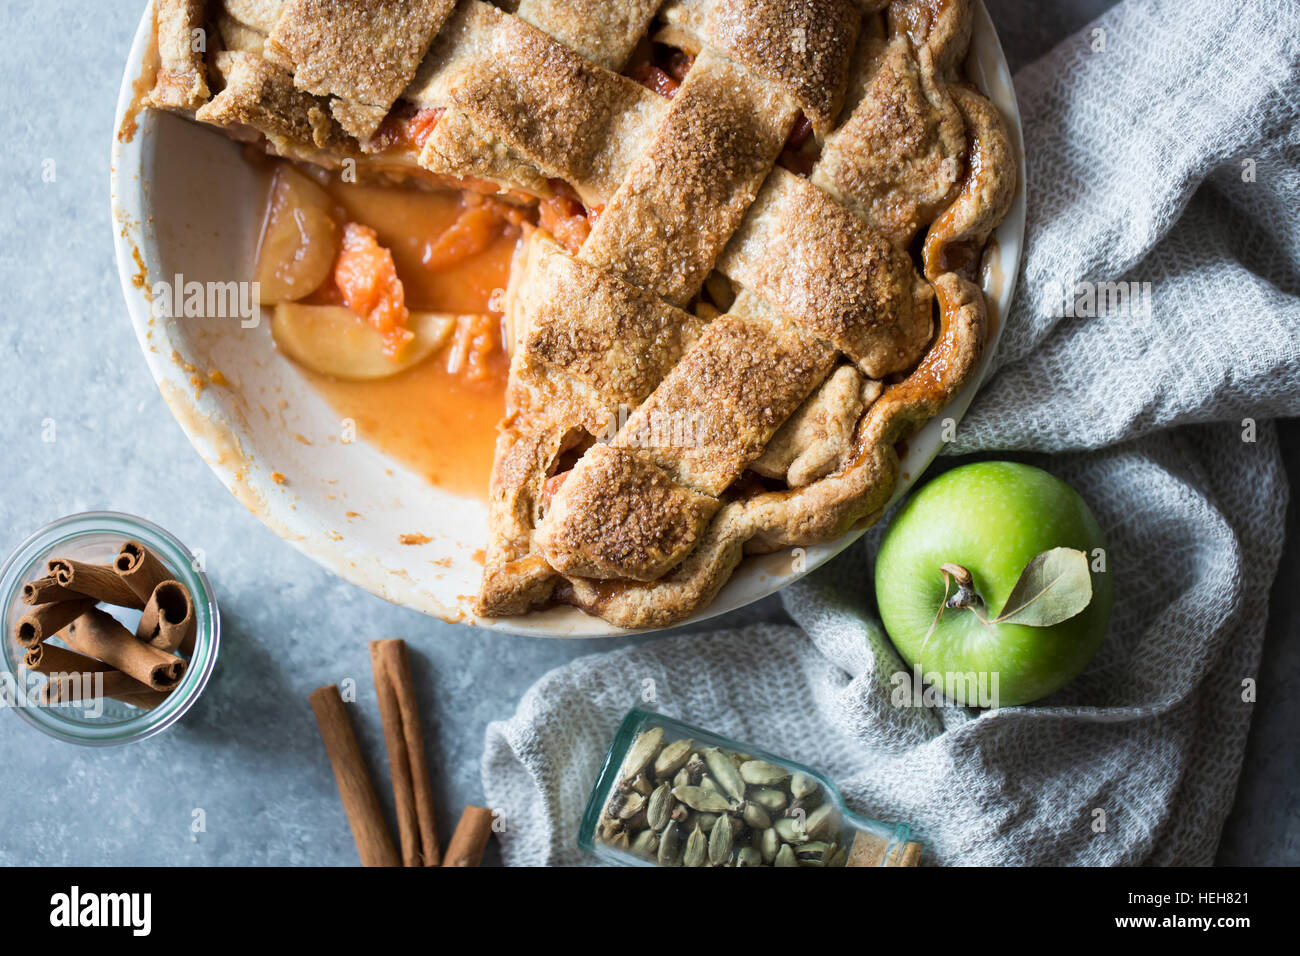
[309,684,401,867]
[137,580,196,655]
[114,541,172,605]
[370,639,441,867]
[442,805,494,867]
[14,598,96,649]
[62,607,186,691]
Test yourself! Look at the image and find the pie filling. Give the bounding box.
[146,0,1017,627]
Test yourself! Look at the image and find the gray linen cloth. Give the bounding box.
[481,0,1300,865]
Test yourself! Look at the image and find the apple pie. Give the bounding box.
[147,0,1016,628]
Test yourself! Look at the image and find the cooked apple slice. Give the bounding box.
[272,304,458,380]
[255,165,340,305]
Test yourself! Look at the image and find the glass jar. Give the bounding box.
[0,512,219,746]
[579,709,918,867]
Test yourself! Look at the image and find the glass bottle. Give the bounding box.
[579,708,918,867]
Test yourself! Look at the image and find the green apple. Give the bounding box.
[874,461,1112,707]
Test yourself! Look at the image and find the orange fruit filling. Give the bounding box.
[333,222,413,355]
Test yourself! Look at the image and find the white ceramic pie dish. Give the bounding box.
[110,1,1025,638]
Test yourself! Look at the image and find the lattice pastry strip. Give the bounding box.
[406,0,670,205]
[263,0,458,141]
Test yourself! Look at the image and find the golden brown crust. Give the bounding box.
[752,364,872,487]
[580,51,798,305]
[217,12,269,56]
[417,109,551,195]
[514,0,664,70]
[887,0,973,78]
[224,0,286,33]
[616,295,836,496]
[408,1,667,204]
[923,84,1018,281]
[520,240,706,416]
[196,51,348,154]
[558,505,749,628]
[536,445,722,581]
[476,420,570,614]
[741,271,986,551]
[559,271,986,627]
[151,0,210,111]
[663,0,861,134]
[265,0,457,140]
[718,168,935,378]
[811,34,965,246]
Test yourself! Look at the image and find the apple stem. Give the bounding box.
[940,563,984,612]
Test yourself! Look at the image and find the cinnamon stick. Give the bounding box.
[40,670,165,709]
[14,598,96,649]
[136,580,195,654]
[370,639,441,866]
[62,607,186,691]
[48,558,145,609]
[25,642,168,709]
[442,805,494,867]
[309,685,401,867]
[24,642,112,675]
[114,540,172,605]
[21,575,83,606]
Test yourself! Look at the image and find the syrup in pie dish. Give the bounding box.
[147,0,1017,629]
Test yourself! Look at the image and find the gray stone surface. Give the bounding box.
[0,0,1291,866]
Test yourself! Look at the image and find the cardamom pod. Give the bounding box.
[696,812,719,833]
[736,847,762,867]
[684,752,707,784]
[709,813,737,865]
[673,785,734,813]
[760,826,780,864]
[742,802,772,830]
[786,792,824,818]
[750,788,789,812]
[789,771,819,800]
[657,820,683,865]
[653,738,694,779]
[774,816,809,844]
[598,816,623,841]
[647,782,674,831]
[739,760,790,786]
[631,828,659,858]
[629,772,654,797]
[672,766,692,790]
[683,825,708,867]
[617,790,647,820]
[774,844,798,867]
[804,803,841,842]
[704,749,747,803]
[623,728,665,783]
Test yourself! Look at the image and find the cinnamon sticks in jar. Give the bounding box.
[12,540,195,711]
